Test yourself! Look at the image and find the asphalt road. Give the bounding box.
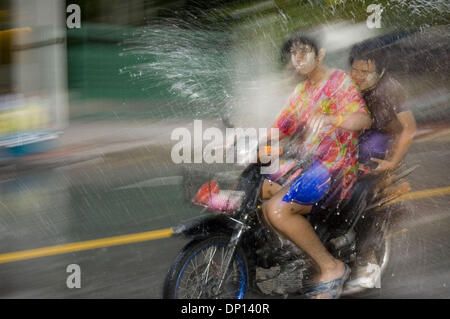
[0,128,449,298]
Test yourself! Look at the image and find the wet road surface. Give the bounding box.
[0,128,449,298]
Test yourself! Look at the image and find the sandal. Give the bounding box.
[305,264,351,299]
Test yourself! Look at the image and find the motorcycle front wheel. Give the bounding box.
[163,235,248,299]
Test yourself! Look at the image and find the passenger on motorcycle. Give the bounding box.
[345,41,417,279]
[259,34,372,299]
[349,42,417,174]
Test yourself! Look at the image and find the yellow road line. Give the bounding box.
[0,228,173,264]
[0,185,450,265]
[388,186,450,204]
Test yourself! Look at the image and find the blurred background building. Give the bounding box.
[1,0,448,133]
[0,0,67,159]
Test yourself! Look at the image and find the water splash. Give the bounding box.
[118,1,449,126]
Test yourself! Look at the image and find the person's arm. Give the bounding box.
[325,112,372,131]
[372,110,416,172]
[316,72,371,132]
[257,124,287,160]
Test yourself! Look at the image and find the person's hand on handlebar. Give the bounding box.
[258,145,283,164]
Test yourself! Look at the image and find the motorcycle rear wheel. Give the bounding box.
[163,235,248,299]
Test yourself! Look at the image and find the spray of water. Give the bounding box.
[118,1,449,126]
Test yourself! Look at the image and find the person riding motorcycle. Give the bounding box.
[258,34,372,299]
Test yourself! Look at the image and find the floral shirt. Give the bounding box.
[275,69,368,200]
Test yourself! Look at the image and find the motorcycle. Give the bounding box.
[163,150,414,299]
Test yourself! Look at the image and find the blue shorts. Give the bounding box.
[282,160,331,205]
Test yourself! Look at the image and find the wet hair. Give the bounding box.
[281,33,320,64]
[349,40,387,74]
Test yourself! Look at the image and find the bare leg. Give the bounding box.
[261,179,282,200]
[262,188,346,298]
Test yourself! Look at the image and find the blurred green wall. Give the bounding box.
[67,23,167,101]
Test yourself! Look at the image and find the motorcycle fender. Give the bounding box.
[172,213,236,238]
